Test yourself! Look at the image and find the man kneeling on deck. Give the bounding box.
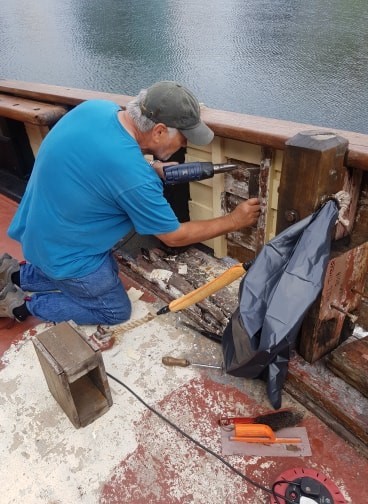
[0,81,260,325]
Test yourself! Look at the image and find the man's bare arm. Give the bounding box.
[156,198,261,248]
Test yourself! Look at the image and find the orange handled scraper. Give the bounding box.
[230,424,301,444]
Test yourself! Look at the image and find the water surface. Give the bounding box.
[1,0,367,133]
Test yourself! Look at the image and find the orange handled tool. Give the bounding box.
[230,424,301,444]
[157,261,252,315]
[162,356,223,370]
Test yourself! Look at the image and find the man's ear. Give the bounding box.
[151,123,167,144]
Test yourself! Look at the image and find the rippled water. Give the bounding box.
[1,0,367,133]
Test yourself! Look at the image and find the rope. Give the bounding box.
[333,190,351,227]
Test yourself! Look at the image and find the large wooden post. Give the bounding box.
[276,130,367,363]
[276,130,348,233]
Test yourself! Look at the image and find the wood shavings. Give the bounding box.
[178,264,188,275]
[149,269,173,282]
[127,287,145,302]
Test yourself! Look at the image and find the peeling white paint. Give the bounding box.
[149,269,173,282]
[2,296,265,503]
[0,299,196,503]
[0,293,363,503]
[177,264,188,275]
[126,287,145,302]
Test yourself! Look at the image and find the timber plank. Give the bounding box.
[115,245,240,335]
[299,242,368,363]
[286,352,368,451]
[115,241,368,454]
[33,322,113,428]
[0,80,130,108]
[36,321,96,380]
[0,79,368,171]
[0,93,67,125]
[326,337,368,398]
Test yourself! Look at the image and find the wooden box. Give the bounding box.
[32,321,113,428]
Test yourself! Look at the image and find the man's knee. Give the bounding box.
[113,301,132,324]
[102,297,132,325]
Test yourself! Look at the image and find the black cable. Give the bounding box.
[106,371,295,503]
[272,480,301,504]
[112,230,138,253]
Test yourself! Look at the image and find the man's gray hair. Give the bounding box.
[126,89,178,137]
[126,90,155,132]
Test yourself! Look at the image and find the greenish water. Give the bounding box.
[1,0,367,133]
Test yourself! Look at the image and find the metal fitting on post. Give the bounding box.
[330,304,358,323]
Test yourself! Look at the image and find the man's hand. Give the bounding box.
[230,198,261,229]
[157,197,261,248]
[149,160,178,179]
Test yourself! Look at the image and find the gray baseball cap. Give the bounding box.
[140,81,214,146]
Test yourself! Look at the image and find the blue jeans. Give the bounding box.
[20,253,132,325]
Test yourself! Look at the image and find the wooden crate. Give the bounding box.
[32,321,112,428]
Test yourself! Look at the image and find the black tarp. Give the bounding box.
[222,200,339,409]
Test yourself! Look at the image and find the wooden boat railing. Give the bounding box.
[0,80,367,455]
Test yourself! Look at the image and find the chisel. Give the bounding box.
[162,356,223,370]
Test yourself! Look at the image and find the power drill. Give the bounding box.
[163,162,238,185]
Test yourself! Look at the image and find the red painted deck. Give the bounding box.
[1,193,367,504]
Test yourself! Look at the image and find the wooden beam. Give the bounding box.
[0,80,367,171]
[326,336,368,398]
[276,131,348,233]
[285,352,368,458]
[0,93,67,126]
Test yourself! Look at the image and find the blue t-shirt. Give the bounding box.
[8,100,179,279]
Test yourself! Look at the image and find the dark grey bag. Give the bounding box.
[222,200,339,409]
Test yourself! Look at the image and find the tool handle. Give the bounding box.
[230,436,275,443]
[167,263,246,313]
[164,162,214,185]
[162,356,190,367]
[235,424,276,440]
[233,424,301,444]
[230,436,301,444]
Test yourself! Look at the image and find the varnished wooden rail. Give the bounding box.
[0,93,67,126]
[0,79,367,171]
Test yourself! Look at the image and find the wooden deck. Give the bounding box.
[115,240,368,459]
[0,79,367,470]
[1,193,368,503]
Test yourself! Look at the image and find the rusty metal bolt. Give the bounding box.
[284,209,299,223]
